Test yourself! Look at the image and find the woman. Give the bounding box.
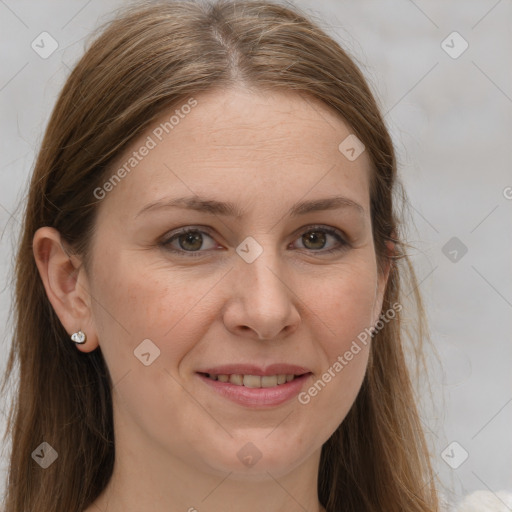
[1,1,440,511]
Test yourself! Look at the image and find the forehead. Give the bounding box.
[98,87,372,218]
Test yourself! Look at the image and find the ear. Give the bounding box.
[32,227,99,352]
[371,239,395,328]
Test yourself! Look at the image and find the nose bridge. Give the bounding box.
[237,238,287,302]
[225,235,299,339]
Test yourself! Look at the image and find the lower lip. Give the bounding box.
[197,373,311,408]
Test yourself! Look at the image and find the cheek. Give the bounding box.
[296,263,376,415]
[309,262,377,345]
[89,253,222,365]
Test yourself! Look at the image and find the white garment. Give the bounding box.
[453,491,512,511]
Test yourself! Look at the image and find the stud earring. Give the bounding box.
[71,330,87,344]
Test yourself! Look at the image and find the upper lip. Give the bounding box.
[197,364,311,376]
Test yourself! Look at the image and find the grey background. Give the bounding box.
[1,0,511,509]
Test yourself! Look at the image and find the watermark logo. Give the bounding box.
[134,338,161,366]
[441,31,469,59]
[442,236,468,263]
[441,441,469,469]
[237,442,262,467]
[298,302,401,405]
[338,134,365,161]
[31,441,58,468]
[93,98,198,200]
[31,32,58,59]
[236,236,264,263]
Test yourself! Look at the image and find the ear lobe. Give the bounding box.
[32,226,99,352]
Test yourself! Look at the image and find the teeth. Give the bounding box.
[206,373,297,387]
[230,374,244,386]
[243,375,261,388]
[261,375,278,388]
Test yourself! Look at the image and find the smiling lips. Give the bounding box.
[204,373,297,388]
[197,364,312,407]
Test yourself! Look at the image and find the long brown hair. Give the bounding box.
[1,1,439,511]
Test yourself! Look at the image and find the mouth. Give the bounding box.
[199,372,301,388]
[195,365,312,407]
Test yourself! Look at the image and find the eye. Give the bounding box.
[290,226,349,254]
[160,227,219,256]
[160,225,349,257]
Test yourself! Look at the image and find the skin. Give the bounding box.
[33,86,392,512]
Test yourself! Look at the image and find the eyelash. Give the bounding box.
[159,225,350,258]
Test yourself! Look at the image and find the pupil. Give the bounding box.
[180,232,202,251]
[304,231,326,250]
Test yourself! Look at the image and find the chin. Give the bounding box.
[193,434,321,481]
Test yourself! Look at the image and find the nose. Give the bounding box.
[221,244,301,341]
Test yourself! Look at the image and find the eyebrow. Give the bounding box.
[135,195,366,219]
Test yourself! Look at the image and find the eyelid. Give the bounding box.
[292,224,348,243]
[290,225,349,254]
[160,224,350,256]
[159,226,220,255]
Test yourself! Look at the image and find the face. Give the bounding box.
[84,87,389,479]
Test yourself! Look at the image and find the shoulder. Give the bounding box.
[450,490,512,511]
